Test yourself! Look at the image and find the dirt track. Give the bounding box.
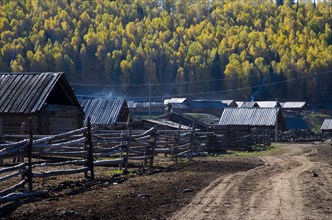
[171,144,332,220]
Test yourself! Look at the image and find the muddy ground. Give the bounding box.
[0,142,331,219]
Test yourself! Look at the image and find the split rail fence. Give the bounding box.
[0,118,269,204]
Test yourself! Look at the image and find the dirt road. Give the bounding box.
[170,144,332,220]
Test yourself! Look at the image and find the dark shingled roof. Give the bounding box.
[0,72,79,113]
[79,99,127,125]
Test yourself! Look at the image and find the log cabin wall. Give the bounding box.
[0,106,83,135]
[1,114,39,135]
[43,105,84,134]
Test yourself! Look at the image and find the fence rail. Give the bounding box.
[0,117,271,204]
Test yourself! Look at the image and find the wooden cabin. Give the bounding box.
[216,107,285,143]
[164,98,191,113]
[281,101,310,116]
[0,72,84,135]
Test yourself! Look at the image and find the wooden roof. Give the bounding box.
[321,119,332,131]
[157,112,214,131]
[219,107,281,127]
[0,72,80,113]
[256,101,281,108]
[281,102,307,109]
[79,99,128,125]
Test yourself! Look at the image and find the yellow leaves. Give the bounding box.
[10,54,25,72]
[61,21,70,32]
[0,18,10,33]
[187,41,203,58]
[112,50,122,60]
[254,57,269,74]
[254,19,262,30]
[80,11,90,23]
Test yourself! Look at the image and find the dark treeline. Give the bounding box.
[0,0,331,101]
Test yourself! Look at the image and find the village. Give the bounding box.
[0,72,331,219]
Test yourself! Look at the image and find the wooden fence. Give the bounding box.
[0,118,270,204]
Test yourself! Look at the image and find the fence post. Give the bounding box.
[123,128,131,175]
[207,133,213,153]
[87,117,94,180]
[144,141,148,168]
[84,132,88,178]
[174,123,181,163]
[119,130,124,170]
[149,131,157,171]
[189,120,195,160]
[27,118,33,191]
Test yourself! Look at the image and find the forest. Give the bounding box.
[0,0,331,101]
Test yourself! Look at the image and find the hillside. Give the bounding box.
[0,0,331,100]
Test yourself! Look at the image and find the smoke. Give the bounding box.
[94,91,113,99]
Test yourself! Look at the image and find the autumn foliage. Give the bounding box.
[0,0,331,100]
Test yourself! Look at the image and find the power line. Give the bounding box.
[76,69,331,99]
[155,70,330,99]
[71,66,311,87]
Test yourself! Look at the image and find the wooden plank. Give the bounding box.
[33,127,87,144]
[0,169,27,182]
[0,179,27,196]
[0,140,29,149]
[0,162,26,175]
[33,137,87,148]
[32,160,87,167]
[33,167,89,178]
[0,190,49,204]
[94,159,124,166]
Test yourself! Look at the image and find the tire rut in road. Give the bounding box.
[170,147,324,220]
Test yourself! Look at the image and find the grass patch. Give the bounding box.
[103,169,135,176]
[211,143,283,158]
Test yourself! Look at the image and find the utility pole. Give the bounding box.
[149,83,151,119]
